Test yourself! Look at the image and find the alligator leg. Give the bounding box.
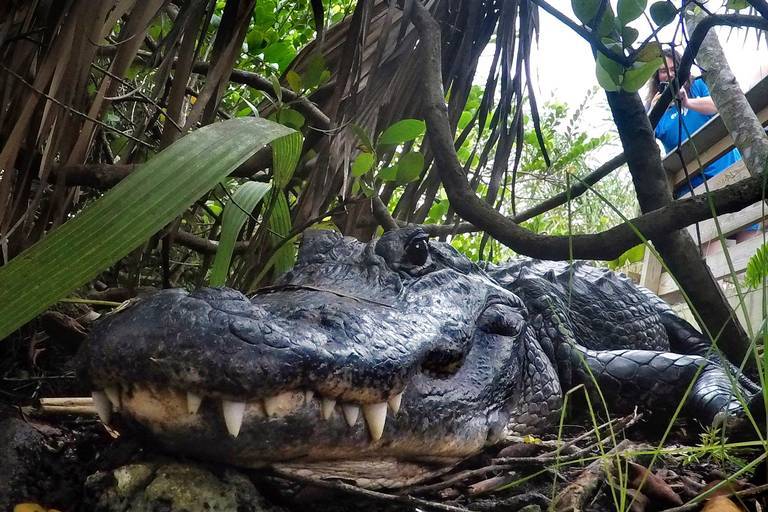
[559,342,760,428]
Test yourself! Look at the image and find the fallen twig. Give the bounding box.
[271,467,476,512]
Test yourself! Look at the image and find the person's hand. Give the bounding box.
[677,87,690,108]
[650,92,662,108]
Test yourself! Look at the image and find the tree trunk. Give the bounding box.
[685,9,768,177]
[606,91,751,369]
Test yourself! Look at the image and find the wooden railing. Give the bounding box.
[639,75,768,311]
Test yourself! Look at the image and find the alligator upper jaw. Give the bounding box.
[92,382,405,442]
[89,377,498,478]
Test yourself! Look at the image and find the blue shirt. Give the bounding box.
[655,78,740,189]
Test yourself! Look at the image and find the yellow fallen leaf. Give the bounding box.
[701,496,743,512]
[14,504,47,512]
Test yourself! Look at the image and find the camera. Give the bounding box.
[658,81,669,94]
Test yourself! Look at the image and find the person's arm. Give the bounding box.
[678,88,718,115]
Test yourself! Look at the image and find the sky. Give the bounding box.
[476,0,768,141]
[529,0,768,105]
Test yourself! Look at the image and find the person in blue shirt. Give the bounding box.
[646,48,741,197]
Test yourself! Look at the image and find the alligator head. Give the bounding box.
[83,228,555,487]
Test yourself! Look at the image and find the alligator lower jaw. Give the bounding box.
[91,384,485,467]
[273,459,459,489]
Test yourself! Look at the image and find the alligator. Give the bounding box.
[82,228,763,488]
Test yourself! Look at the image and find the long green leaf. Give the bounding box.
[0,118,292,340]
[209,181,272,286]
[268,191,295,275]
[271,131,303,189]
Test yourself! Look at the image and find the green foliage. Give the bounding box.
[352,152,375,176]
[745,242,768,289]
[378,120,426,146]
[571,0,601,25]
[210,182,272,286]
[650,1,677,26]
[348,119,426,191]
[617,0,647,24]
[396,152,425,182]
[622,57,663,92]
[0,118,292,340]
[445,92,636,262]
[607,244,645,270]
[596,51,623,91]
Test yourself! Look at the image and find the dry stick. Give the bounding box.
[271,468,475,512]
[555,411,642,455]
[39,397,93,406]
[31,405,97,416]
[404,464,516,496]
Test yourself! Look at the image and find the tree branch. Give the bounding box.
[410,2,768,261]
[190,62,331,130]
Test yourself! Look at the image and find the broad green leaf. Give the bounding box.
[377,119,426,146]
[271,131,303,189]
[396,151,424,183]
[596,51,623,91]
[263,42,296,72]
[277,108,305,129]
[254,0,277,28]
[286,70,302,92]
[607,244,645,270]
[617,0,646,24]
[0,118,292,340]
[649,1,677,26]
[636,41,662,61]
[621,26,639,47]
[378,165,398,182]
[351,152,375,176]
[426,199,449,224]
[209,181,272,286]
[350,124,375,153]
[622,57,663,92]
[597,7,617,37]
[572,0,600,24]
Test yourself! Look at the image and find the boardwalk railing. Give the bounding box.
[639,75,768,323]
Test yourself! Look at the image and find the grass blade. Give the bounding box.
[209,181,272,286]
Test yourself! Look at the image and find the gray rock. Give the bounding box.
[85,462,280,512]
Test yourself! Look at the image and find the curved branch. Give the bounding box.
[411,2,767,260]
[190,62,331,129]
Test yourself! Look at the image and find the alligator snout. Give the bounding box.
[86,284,485,445]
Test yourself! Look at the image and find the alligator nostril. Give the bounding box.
[421,346,466,378]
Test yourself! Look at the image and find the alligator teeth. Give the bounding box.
[388,391,403,416]
[222,400,246,437]
[104,386,121,410]
[263,392,295,417]
[187,392,203,414]
[92,391,111,424]
[321,398,336,419]
[304,390,314,404]
[363,402,388,441]
[342,404,360,427]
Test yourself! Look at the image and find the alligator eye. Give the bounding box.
[405,236,430,266]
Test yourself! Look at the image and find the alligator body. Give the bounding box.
[82,228,760,487]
